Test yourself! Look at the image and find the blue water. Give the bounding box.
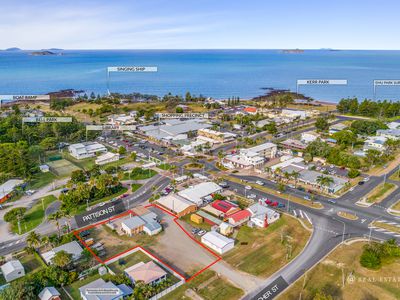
[1,49,400,102]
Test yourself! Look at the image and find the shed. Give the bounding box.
[0,260,25,282]
[201,231,235,254]
[190,214,203,224]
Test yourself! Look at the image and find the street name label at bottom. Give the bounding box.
[252,276,289,300]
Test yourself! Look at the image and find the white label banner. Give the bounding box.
[297,79,348,85]
[86,125,136,131]
[0,95,50,101]
[107,66,158,72]
[23,117,72,123]
[374,80,400,86]
[156,113,209,119]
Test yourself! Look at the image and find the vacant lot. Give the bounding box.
[278,242,400,300]
[161,269,243,300]
[47,158,81,176]
[107,249,151,273]
[224,215,311,277]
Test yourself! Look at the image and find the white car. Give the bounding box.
[364,177,370,182]
[245,185,252,190]
[256,180,264,186]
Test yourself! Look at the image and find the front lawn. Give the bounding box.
[11,195,57,234]
[107,250,151,273]
[224,215,311,277]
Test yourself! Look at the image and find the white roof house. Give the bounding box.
[79,278,132,300]
[301,132,319,144]
[42,241,83,264]
[38,287,61,300]
[68,142,107,160]
[387,121,400,130]
[95,152,120,165]
[0,179,24,201]
[178,182,222,206]
[1,260,25,282]
[201,231,235,254]
[377,129,400,140]
[242,142,278,159]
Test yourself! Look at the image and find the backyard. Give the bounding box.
[107,249,151,273]
[224,215,311,277]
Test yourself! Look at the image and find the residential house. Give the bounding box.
[244,107,257,115]
[329,123,347,134]
[0,260,25,282]
[38,287,61,300]
[201,231,235,254]
[363,136,388,152]
[125,261,167,285]
[0,179,24,203]
[42,241,83,265]
[197,128,237,143]
[247,202,280,228]
[219,222,234,236]
[376,129,400,141]
[227,210,251,227]
[211,200,241,217]
[300,132,319,144]
[79,278,132,300]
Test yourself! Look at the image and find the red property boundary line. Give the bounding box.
[73,205,222,282]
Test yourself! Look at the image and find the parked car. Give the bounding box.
[328,199,337,204]
[256,180,264,186]
[245,185,252,190]
[270,201,279,207]
[304,195,311,200]
[191,228,200,234]
[364,177,370,182]
[197,230,206,236]
[219,182,229,188]
[265,199,272,205]
[358,181,365,185]
[277,203,285,208]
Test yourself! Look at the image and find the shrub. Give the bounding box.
[4,207,27,223]
[348,169,360,178]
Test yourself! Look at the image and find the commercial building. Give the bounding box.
[178,182,222,206]
[0,179,24,203]
[0,260,25,282]
[156,194,197,217]
[68,142,107,160]
[243,142,278,159]
[223,142,277,169]
[281,109,308,120]
[201,231,235,254]
[197,128,237,143]
[300,132,319,144]
[280,139,307,151]
[107,113,137,126]
[211,200,241,217]
[121,216,146,236]
[125,261,167,285]
[95,152,120,165]
[139,119,212,142]
[42,241,83,265]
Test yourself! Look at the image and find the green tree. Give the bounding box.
[118,146,127,155]
[315,117,329,132]
[26,231,41,249]
[52,250,72,268]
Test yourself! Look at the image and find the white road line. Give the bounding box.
[299,210,304,219]
[303,212,312,224]
[374,228,387,232]
[293,210,297,217]
[15,240,21,244]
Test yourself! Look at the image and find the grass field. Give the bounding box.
[224,215,311,277]
[27,172,58,189]
[131,183,142,192]
[129,168,157,180]
[107,250,151,273]
[19,252,45,273]
[161,269,243,300]
[63,153,95,170]
[11,195,57,234]
[65,273,102,299]
[367,182,396,203]
[278,241,400,300]
[158,163,173,170]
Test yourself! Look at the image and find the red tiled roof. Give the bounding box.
[228,210,251,222]
[211,200,237,213]
[244,107,257,113]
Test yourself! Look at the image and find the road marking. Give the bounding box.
[361,219,366,224]
[303,212,312,225]
[299,210,304,219]
[15,240,21,244]
[293,210,297,217]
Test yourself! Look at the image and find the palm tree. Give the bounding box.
[48,211,66,237]
[290,171,301,187]
[26,231,41,249]
[316,175,334,191]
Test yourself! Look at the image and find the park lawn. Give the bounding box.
[131,183,142,192]
[11,195,57,234]
[161,269,243,300]
[27,172,58,189]
[107,250,151,273]
[130,168,157,180]
[65,273,102,299]
[278,242,400,300]
[224,215,311,277]
[73,187,128,215]
[158,163,173,170]
[367,183,396,203]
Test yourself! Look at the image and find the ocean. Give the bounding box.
[1,49,400,102]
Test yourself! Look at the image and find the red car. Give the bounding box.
[270,201,279,207]
[265,199,272,205]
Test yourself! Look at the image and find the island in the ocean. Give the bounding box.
[29,50,62,56]
[4,47,22,51]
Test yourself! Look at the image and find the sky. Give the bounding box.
[1,0,400,50]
